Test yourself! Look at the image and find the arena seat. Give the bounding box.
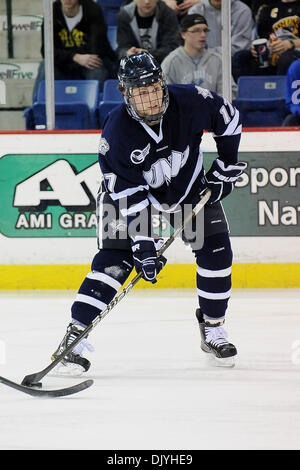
[27,80,100,129]
[233,75,288,127]
[96,0,124,26]
[98,79,123,128]
[107,25,117,50]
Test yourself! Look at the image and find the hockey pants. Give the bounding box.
[71,231,232,326]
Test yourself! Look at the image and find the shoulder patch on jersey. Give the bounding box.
[130,143,150,164]
[195,86,213,99]
[98,137,110,155]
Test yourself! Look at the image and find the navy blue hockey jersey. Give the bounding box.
[98,84,241,220]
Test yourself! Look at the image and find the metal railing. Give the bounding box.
[5,0,13,58]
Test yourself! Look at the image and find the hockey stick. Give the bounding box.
[21,189,211,388]
[0,375,93,398]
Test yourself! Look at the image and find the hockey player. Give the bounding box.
[52,51,246,372]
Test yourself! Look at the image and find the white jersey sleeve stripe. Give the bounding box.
[232,124,242,135]
[213,109,241,137]
[109,184,149,201]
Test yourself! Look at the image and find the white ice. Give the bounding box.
[0,288,300,450]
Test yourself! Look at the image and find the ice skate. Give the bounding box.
[51,323,94,376]
[196,309,237,367]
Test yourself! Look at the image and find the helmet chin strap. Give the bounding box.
[142,113,163,125]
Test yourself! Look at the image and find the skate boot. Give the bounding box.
[51,323,94,376]
[196,309,237,367]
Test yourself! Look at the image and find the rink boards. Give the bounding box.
[0,129,299,289]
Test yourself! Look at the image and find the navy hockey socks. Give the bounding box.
[71,250,133,326]
[195,232,232,321]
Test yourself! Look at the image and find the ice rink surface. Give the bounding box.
[0,288,300,450]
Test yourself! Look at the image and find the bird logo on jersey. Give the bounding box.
[130,143,150,164]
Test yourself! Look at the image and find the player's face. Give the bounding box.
[128,83,164,120]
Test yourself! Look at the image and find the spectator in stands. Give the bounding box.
[188,0,253,57]
[251,1,278,21]
[33,0,118,100]
[116,0,179,63]
[282,58,300,125]
[161,14,224,93]
[162,0,201,19]
[232,0,300,82]
[162,0,271,25]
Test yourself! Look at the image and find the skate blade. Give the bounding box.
[50,361,85,377]
[207,354,235,368]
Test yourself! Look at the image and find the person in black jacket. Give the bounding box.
[33,0,118,99]
[250,0,278,21]
[116,0,179,63]
[232,0,300,81]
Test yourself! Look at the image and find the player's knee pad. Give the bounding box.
[91,249,133,284]
[195,232,232,271]
[72,249,133,325]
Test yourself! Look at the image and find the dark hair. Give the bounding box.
[180,14,208,32]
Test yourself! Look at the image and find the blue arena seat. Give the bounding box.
[102,79,122,101]
[107,25,117,50]
[97,0,124,25]
[233,75,288,127]
[28,80,100,130]
[98,79,123,128]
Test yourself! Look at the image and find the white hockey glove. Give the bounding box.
[202,159,247,204]
[131,237,167,284]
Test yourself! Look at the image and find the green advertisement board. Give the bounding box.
[0,151,299,238]
[0,153,99,237]
[206,151,300,237]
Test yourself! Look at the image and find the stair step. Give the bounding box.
[0,30,42,60]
